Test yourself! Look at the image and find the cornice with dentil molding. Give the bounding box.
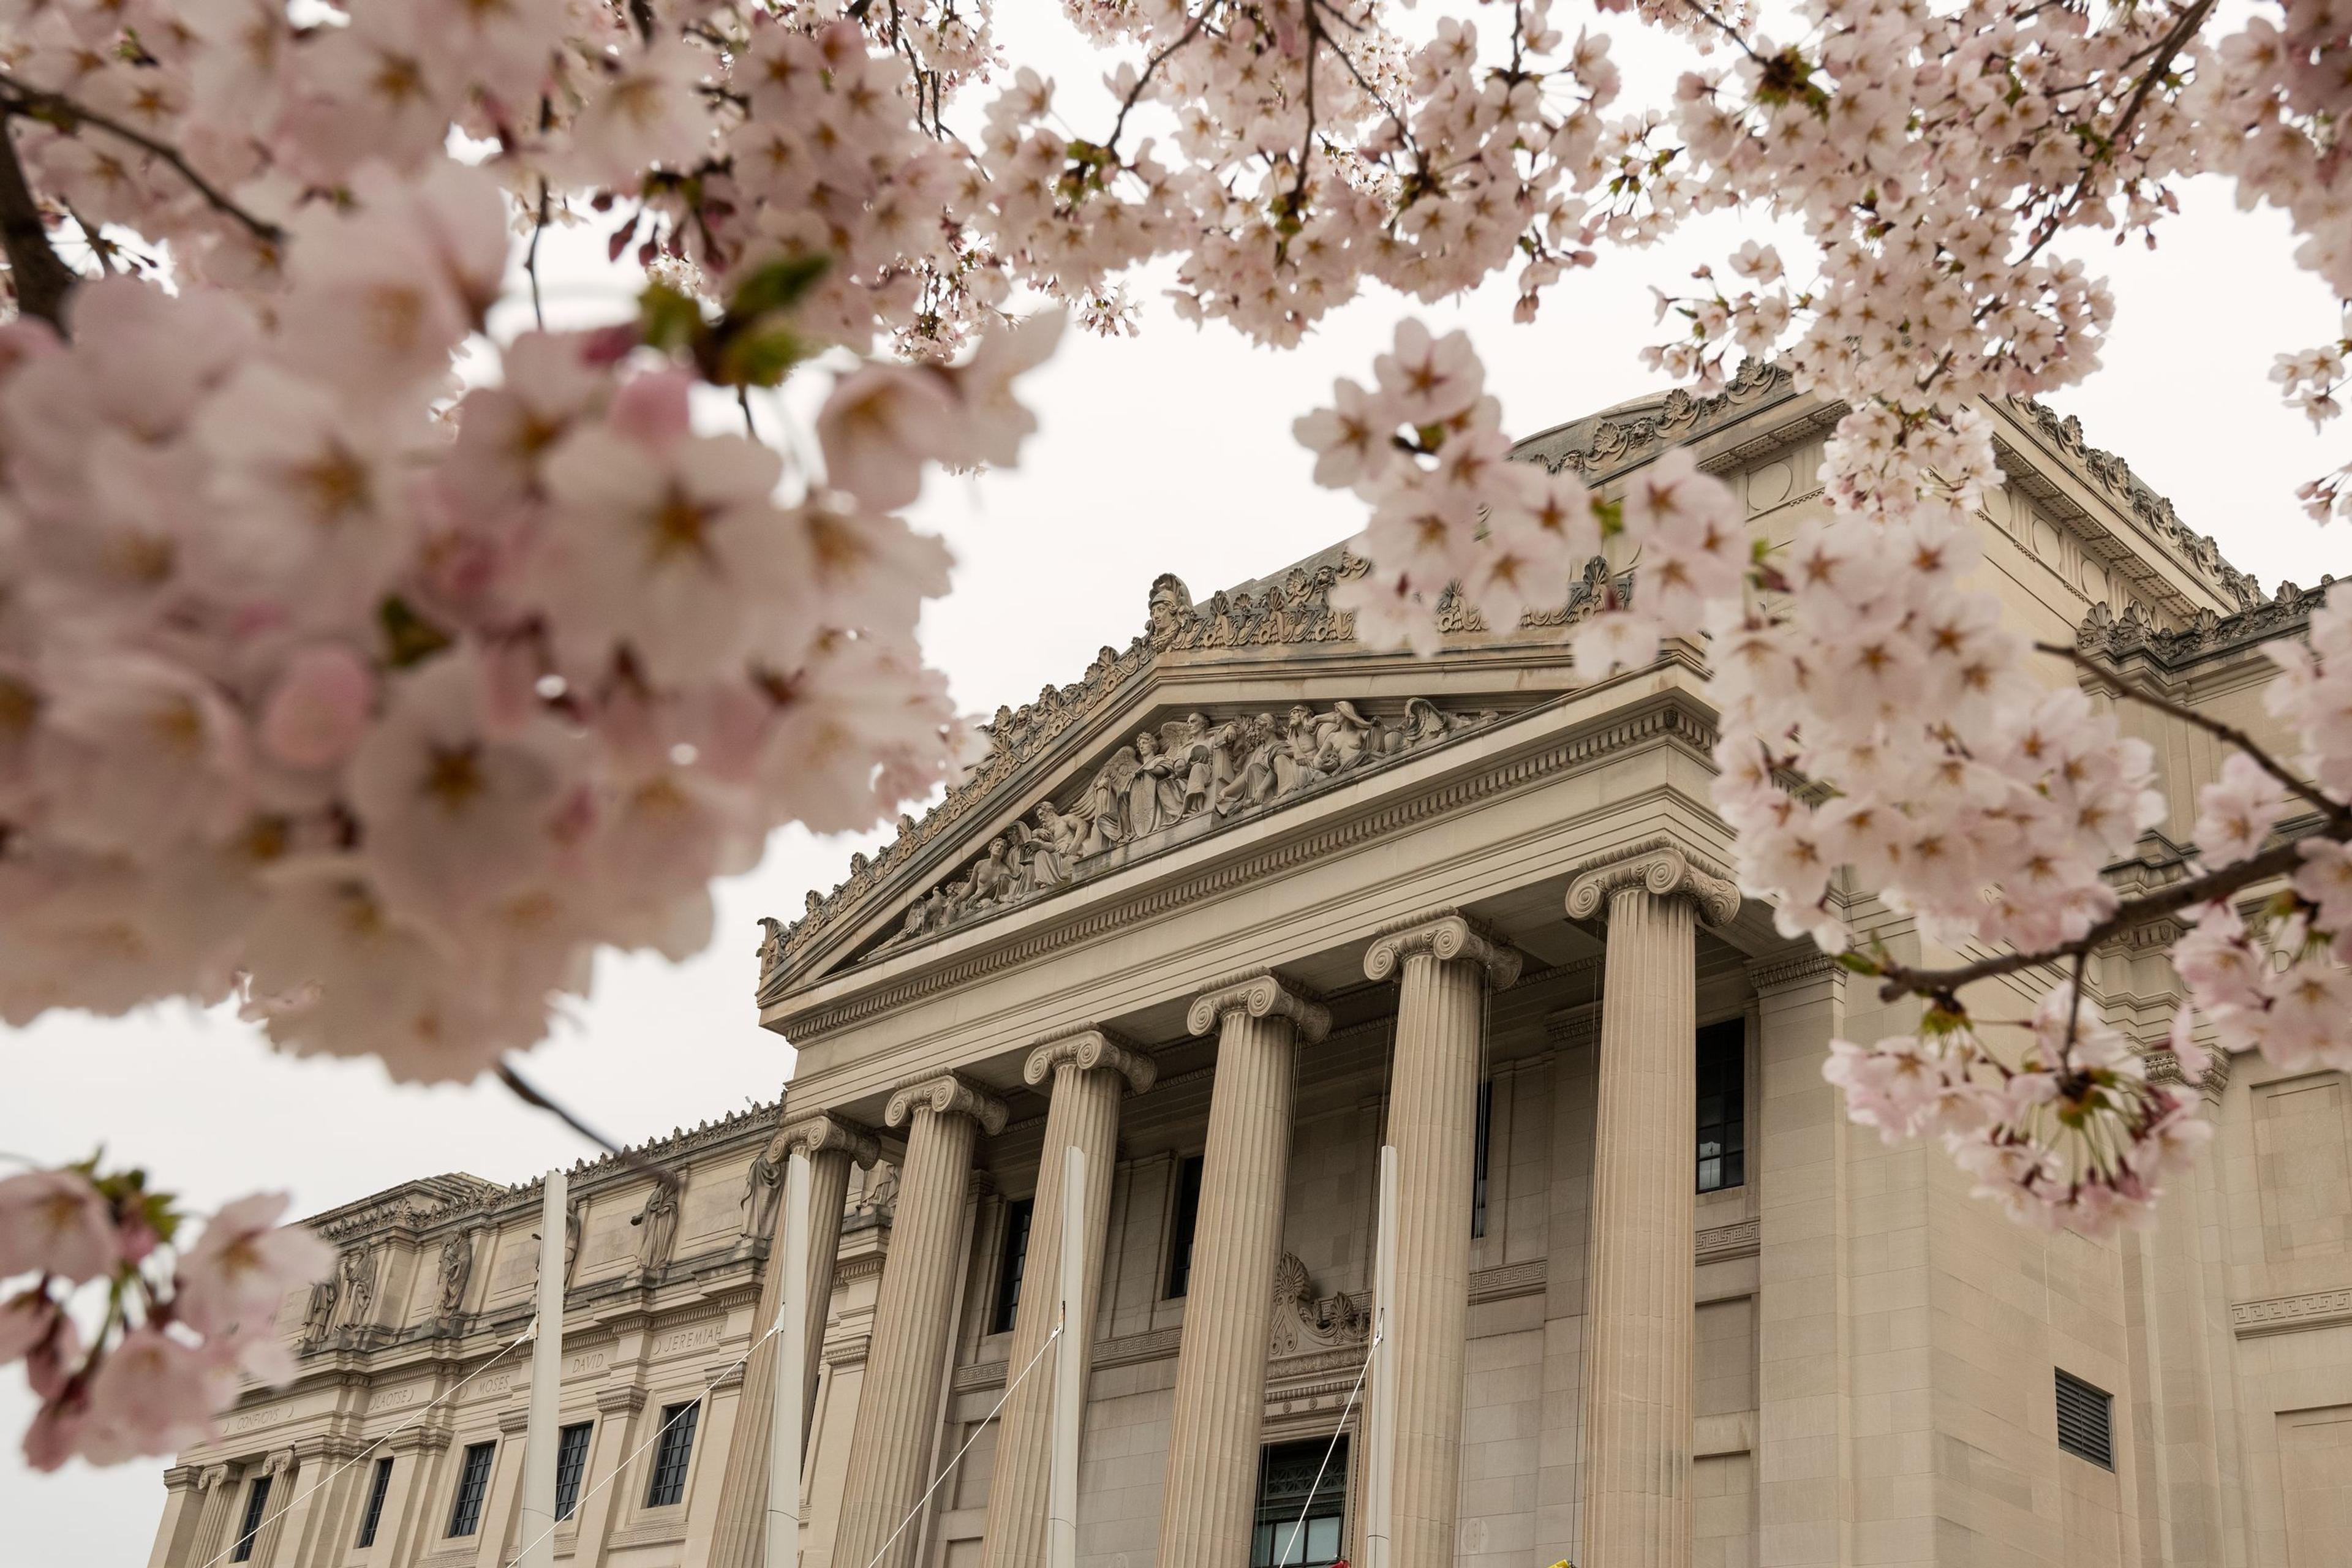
[1565,835,1742,929]
[1022,1025,1157,1096]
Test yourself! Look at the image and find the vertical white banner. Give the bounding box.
[765,1150,811,1568]
[1365,1145,1398,1568]
[1047,1144,1087,1568]
[518,1167,567,1568]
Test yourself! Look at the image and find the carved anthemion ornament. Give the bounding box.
[1268,1253,1369,1357]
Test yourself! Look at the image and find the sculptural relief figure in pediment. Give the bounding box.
[870,695,1500,957]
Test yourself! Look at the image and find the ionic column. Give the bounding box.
[147,1464,213,1568]
[1156,973,1330,1568]
[980,1027,1156,1568]
[1363,911,1523,1568]
[247,1450,296,1567]
[709,1112,880,1568]
[832,1074,1008,1568]
[1565,839,1740,1568]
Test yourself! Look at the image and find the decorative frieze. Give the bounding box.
[2231,1288,2352,1338]
[1745,949,1841,992]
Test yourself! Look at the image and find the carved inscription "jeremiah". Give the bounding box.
[650,1321,723,1359]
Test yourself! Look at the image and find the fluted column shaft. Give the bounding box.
[833,1076,1006,1568]
[980,1030,1154,1568]
[182,1467,238,1568]
[709,1115,876,1568]
[1365,911,1519,1568]
[1156,973,1330,1568]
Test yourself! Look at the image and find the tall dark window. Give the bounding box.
[1471,1079,1495,1237]
[991,1198,1035,1334]
[230,1475,272,1562]
[554,1421,594,1521]
[1166,1155,1206,1298]
[447,1442,496,1537]
[1696,1020,1746,1193]
[646,1401,700,1507]
[354,1456,394,1548]
[1251,1436,1349,1566]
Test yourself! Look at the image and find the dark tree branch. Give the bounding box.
[498,1060,681,1190]
[0,115,75,329]
[0,70,285,248]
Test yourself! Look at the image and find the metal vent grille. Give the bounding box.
[2056,1370,2114,1469]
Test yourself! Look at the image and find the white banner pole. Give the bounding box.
[518,1167,567,1568]
[1047,1144,1087,1568]
[1365,1145,1398,1568]
[765,1150,812,1568]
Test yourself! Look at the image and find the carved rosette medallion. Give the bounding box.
[884,1072,1011,1136]
[771,1113,883,1170]
[1362,910,1524,989]
[1022,1025,1157,1096]
[1186,971,1332,1042]
[1564,836,1741,929]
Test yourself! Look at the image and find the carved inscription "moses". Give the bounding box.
[874,698,1499,956]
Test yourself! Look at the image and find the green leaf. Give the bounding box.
[379,596,453,669]
[1833,950,1882,976]
[638,283,705,355]
[726,254,831,325]
[714,323,812,388]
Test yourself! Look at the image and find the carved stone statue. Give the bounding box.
[334,1246,375,1330]
[741,1143,783,1240]
[631,1182,680,1277]
[436,1234,472,1318]
[1146,573,1194,646]
[301,1273,338,1346]
[564,1199,583,1286]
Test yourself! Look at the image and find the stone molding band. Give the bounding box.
[884,1072,1011,1136]
[1022,1025,1158,1095]
[1362,910,1525,989]
[1564,835,1741,928]
[771,1112,883,1169]
[1186,971,1332,1042]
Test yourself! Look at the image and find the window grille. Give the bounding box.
[1696,1020,1747,1193]
[1166,1155,1206,1298]
[1471,1080,1494,1237]
[230,1476,272,1563]
[2056,1370,2114,1469]
[992,1199,1035,1334]
[646,1401,700,1508]
[355,1457,393,1548]
[447,1442,496,1537]
[1251,1436,1349,1567]
[554,1422,594,1521]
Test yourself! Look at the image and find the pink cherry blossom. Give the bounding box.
[0,1170,119,1285]
[172,1191,330,1344]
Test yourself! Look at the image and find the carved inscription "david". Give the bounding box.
[650,1321,723,1359]
[564,1349,612,1379]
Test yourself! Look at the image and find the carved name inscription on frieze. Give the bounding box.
[222,1403,289,1436]
[650,1321,725,1359]
[872,696,1499,957]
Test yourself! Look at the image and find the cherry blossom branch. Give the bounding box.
[1105,3,1219,153]
[0,70,286,247]
[1868,835,2313,1005]
[496,1060,681,1191]
[2035,639,2348,826]
[0,111,74,327]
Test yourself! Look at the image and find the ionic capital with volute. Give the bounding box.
[1362,910,1523,989]
[771,1111,883,1169]
[1186,971,1331,1042]
[1022,1025,1157,1095]
[1564,834,1741,928]
[884,1072,1010,1136]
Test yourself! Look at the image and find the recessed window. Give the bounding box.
[991,1198,1035,1335]
[554,1421,594,1521]
[1471,1079,1494,1237]
[354,1456,393,1548]
[1252,1435,1349,1566]
[1696,1020,1746,1193]
[447,1442,496,1537]
[646,1401,700,1508]
[1166,1155,1206,1298]
[2056,1370,2114,1469]
[230,1475,272,1562]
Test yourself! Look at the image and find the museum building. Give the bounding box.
[145,366,2352,1568]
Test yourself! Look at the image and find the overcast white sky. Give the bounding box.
[12,13,2352,1564]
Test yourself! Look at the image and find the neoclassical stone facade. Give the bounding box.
[153,372,2352,1568]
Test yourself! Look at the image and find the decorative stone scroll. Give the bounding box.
[1564,836,1741,929]
[871,697,1501,958]
[884,1073,1011,1136]
[773,1112,884,1170]
[1186,971,1332,1044]
[1363,910,1524,989]
[1022,1025,1157,1096]
[1268,1253,1369,1357]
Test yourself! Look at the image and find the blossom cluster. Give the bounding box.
[0,1163,328,1469]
